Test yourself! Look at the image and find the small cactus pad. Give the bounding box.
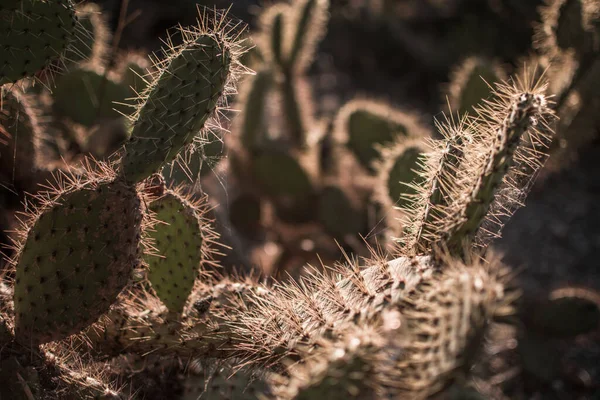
[13,179,142,344]
[447,57,505,115]
[0,0,77,85]
[237,68,273,149]
[335,100,426,171]
[317,185,364,237]
[524,287,600,338]
[123,33,231,183]
[145,190,205,313]
[52,67,131,127]
[252,150,312,198]
[384,145,425,207]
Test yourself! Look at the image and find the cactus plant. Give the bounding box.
[0,2,588,400]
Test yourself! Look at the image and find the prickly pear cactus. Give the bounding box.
[12,171,142,344]
[145,189,211,314]
[0,0,77,85]
[122,32,232,183]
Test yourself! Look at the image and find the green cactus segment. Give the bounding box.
[13,180,142,344]
[524,287,600,338]
[444,92,547,254]
[0,88,40,185]
[52,67,131,127]
[282,78,309,146]
[229,193,262,235]
[123,34,231,184]
[252,151,312,198]
[317,185,364,237]
[287,0,329,73]
[270,10,286,69]
[337,101,417,171]
[455,61,502,115]
[386,146,424,208]
[406,119,469,254]
[239,68,273,149]
[145,191,203,313]
[0,0,77,85]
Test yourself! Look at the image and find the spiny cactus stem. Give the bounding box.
[413,133,465,253]
[445,93,546,255]
[282,73,308,147]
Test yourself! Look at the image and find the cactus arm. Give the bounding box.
[122,31,232,183]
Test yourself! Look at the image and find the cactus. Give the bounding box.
[11,164,143,344]
[333,99,429,172]
[145,188,216,314]
[0,0,77,85]
[0,2,579,399]
[401,78,554,256]
[445,57,507,115]
[52,66,132,127]
[122,25,236,184]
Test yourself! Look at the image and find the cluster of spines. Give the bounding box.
[401,76,554,257]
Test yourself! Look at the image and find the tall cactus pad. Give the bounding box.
[287,0,330,73]
[0,0,77,85]
[13,178,142,344]
[123,32,231,183]
[145,190,207,313]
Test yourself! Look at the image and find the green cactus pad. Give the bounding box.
[0,0,77,85]
[448,57,505,115]
[145,190,205,313]
[52,67,132,127]
[524,287,600,338]
[0,88,40,185]
[229,193,263,236]
[123,33,231,184]
[287,0,330,73]
[317,185,364,237]
[13,179,142,344]
[386,146,424,207]
[252,150,312,198]
[335,100,426,171]
[237,68,273,149]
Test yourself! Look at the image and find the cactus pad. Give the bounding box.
[252,150,312,198]
[335,100,427,171]
[52,67,131,127]
[123,33,231,183]
[13,178,142,344]
[145,190,206,313]
[0,0,77,85]
[317,185,364,237]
